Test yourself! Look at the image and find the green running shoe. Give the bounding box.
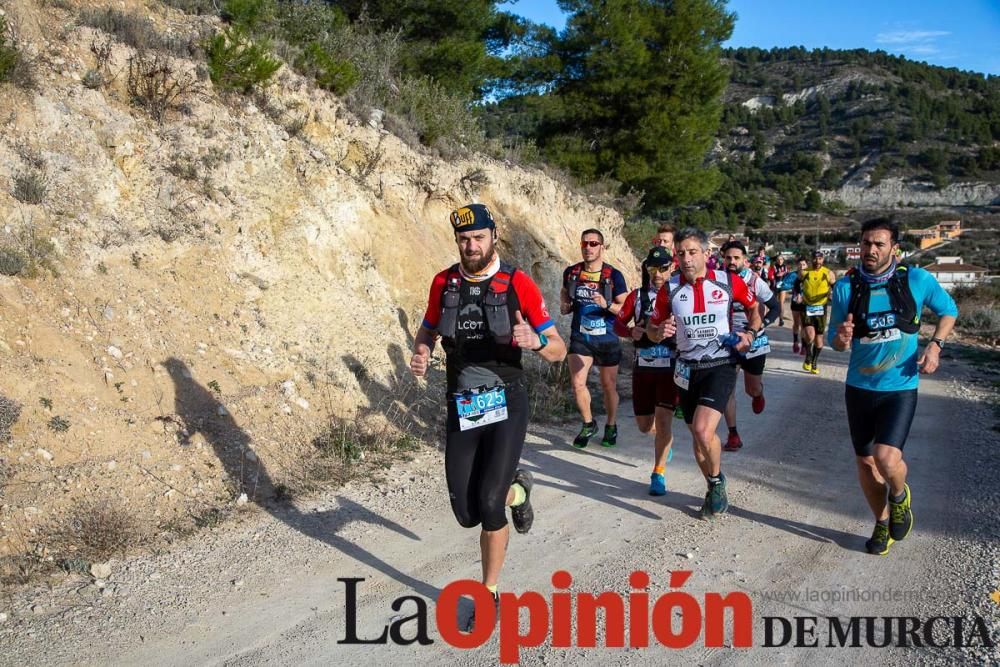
[599,424,618,448]
[674,406,685,420]
[888,484,913,541]
[699,490,714,519]
[572,420,598,449]
[708,474,729,515]
[865,522,894,555]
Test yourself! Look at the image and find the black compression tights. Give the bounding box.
[445,384,529,532]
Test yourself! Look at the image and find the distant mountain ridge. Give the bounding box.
[713,46,1000,223]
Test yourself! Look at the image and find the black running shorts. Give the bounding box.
[737,353,766,376]
[569,336,622,367]
[844,385,919,456]
[632,367,678,416]
[677,363,738,424]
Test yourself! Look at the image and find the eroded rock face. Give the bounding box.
[0,6,638,547]
[824,177,1000,208]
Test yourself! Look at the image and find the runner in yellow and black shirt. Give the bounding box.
[800,250,837,374]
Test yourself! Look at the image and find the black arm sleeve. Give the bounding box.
[760,292,781,329]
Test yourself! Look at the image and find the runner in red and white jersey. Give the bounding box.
[720,241,782,452]
[646,228,762,519]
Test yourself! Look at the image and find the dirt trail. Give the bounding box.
[1,325,998,665]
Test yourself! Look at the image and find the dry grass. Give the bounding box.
[126,50,201,123]
[0,394,21,443]
[523,355,577,423]
[49,498,146,563]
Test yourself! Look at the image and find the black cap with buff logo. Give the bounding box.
[450,203,496,232]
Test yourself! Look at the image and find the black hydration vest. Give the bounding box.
[437,262,519,348]
[846,265,920,338]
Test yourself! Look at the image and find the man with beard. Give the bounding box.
[828,218,956,555]
[614,246,678,495]
[719,241,781,451]
[410,203,566,628]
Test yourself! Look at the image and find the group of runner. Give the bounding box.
[409,204,957,630]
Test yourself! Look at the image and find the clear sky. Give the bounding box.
[507,0,1000,76]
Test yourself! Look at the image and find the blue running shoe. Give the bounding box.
[649,472,666,496]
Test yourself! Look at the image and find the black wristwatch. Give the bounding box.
[930,337,945,349]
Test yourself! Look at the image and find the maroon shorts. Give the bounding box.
[632,367,678,416]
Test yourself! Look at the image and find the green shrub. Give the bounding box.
[205,26,281,94]
[48,416,70,432]
[960,304,1000,335]
[222,0,276,32]
[0,17,34,88]
[0,19,18,81]
[273,1,346,46]
[11,170,47,204]
[2,222,59,278]
[392,75,483,150]
[296,41,357,94]
[0,394,20,443]
[0,248,26,276]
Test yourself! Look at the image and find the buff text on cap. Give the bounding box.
[450,203,496,232]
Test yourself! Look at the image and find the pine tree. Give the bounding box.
[536,0,735,208]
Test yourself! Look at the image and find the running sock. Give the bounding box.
[728,426,738,435]
[876,517,889,526]
[707,474,723,486]
[510,483,526,507]
[793,333,799,344]
[653,465,666,475]
[486,583,498,595]
[812,347,822,364]
[890,489,906,503]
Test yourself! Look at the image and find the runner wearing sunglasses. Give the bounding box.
[561,229,629,448]
[614,246,678,494]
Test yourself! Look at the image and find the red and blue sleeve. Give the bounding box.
[512,271,555,333]
[420,270,449,331]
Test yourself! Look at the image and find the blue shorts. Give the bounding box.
[845,385,918,456]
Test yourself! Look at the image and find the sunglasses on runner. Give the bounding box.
[646,265,670,274]
[581,240,603,248]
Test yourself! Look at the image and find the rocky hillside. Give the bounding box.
[717,47,1000,219]
[0,0,636,574]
